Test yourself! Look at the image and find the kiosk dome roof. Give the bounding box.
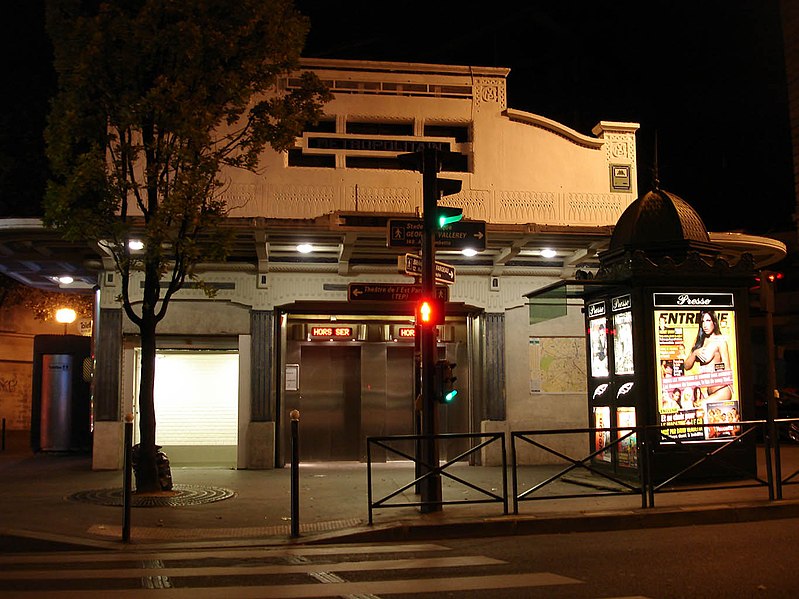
[609,188,710,251]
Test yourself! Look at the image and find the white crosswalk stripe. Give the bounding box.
[0,541,585,598]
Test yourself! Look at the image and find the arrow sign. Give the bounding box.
[387,218,486,250]
[400,253,456,285]
[348,282,449,302]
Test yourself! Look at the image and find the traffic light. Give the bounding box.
[755,270,784,312]
[437,206,464,228]
[416,297,444,326]
[434,359,458,403]
[435,177,463,228]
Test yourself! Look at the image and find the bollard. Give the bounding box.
[122,413,134,543]
[1,418,5,452]
[290,409,300,538]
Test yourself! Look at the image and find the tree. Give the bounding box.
[0,273,93,322]
[44,0,331,492]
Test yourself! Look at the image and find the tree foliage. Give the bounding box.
[43,0,330,490]
[0,273,92,322]
[45,0,330,323]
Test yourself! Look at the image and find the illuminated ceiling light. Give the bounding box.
[296,243,313,254]
[128,239,144,251]
[56,275,74,285]
[540,248,557,258]
[55,308,77,324]
[461,248,478,257]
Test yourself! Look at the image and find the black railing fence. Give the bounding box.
[511,426,647,513]
[366,432,507,525]
[644,420,773,505]
[776,418,799,497]
[366,418,799,521]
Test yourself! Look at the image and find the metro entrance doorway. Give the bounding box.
[281,319,469,463]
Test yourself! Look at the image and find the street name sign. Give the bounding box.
[399,253,456,285]
[387,218,486,250]
[348,282,449,302]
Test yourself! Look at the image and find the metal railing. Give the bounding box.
[366,432,507,524]
[643,420,774,506]
[511,427,646,513]
[775,417,799,497]
[366,420,798,523]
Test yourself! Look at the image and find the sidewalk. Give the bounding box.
[2,434,799,552]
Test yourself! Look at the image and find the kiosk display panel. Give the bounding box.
[588,300,609,378]
[654,292,741,442]
[613,310,634,375]
[593,405,611,462]
[616,406,638,467]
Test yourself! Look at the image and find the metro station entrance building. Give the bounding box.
[0,58,783,469]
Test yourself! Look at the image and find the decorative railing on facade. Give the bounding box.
[224,185,633,228]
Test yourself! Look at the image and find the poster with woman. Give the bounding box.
[613,311,634,375]
[654,296,740,442]
[589,318,609,378]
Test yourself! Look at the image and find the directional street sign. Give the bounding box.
[348,282,449,302]
[387,218,486,250]
[399,253,456,285]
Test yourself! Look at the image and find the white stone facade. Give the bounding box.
[95,58,640,469]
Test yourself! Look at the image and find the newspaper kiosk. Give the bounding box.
[528,188,759,481]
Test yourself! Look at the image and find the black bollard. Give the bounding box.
[290,409,300,538]
[122,413,134,543]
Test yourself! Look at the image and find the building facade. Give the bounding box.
[86,58,641,469]
[2,59,783,469]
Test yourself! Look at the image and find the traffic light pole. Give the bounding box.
[420,148,442,512]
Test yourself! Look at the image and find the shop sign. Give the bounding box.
[653,292,735,308]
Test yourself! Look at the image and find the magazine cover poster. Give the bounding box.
[589,317,609,378]
[617,406,638,467]
[593,406,611,462]
[654,308,740,442]
[613,311,634,375]
[706,400,742,439]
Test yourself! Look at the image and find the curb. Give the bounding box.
[3,499,799,552]
[302,498,799,545]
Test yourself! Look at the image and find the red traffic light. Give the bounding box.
[416,297,444,326]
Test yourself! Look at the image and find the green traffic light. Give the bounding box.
[444,389,458,403]
[437,207,464,228]
[438,213,463,228]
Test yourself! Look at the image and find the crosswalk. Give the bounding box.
[0,541,641,598]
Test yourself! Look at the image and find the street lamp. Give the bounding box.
[55,308,77,335]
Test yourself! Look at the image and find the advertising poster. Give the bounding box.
[593,406,611,462]
[654,294,740,442]
[617,406,638,467]
[613,311,634,375]
[589,317,609,378]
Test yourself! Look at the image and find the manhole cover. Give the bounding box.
[67,484,236,507]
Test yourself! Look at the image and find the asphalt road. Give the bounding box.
[1,517,797,597]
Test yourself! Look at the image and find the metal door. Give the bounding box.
[297,345,361,461]
[40,354,73,451]
[385,346,415,438]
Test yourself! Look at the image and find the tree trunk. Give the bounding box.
[135,314,161,493]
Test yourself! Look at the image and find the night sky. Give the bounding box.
[296,0,795,235]
[2,1,794,236]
